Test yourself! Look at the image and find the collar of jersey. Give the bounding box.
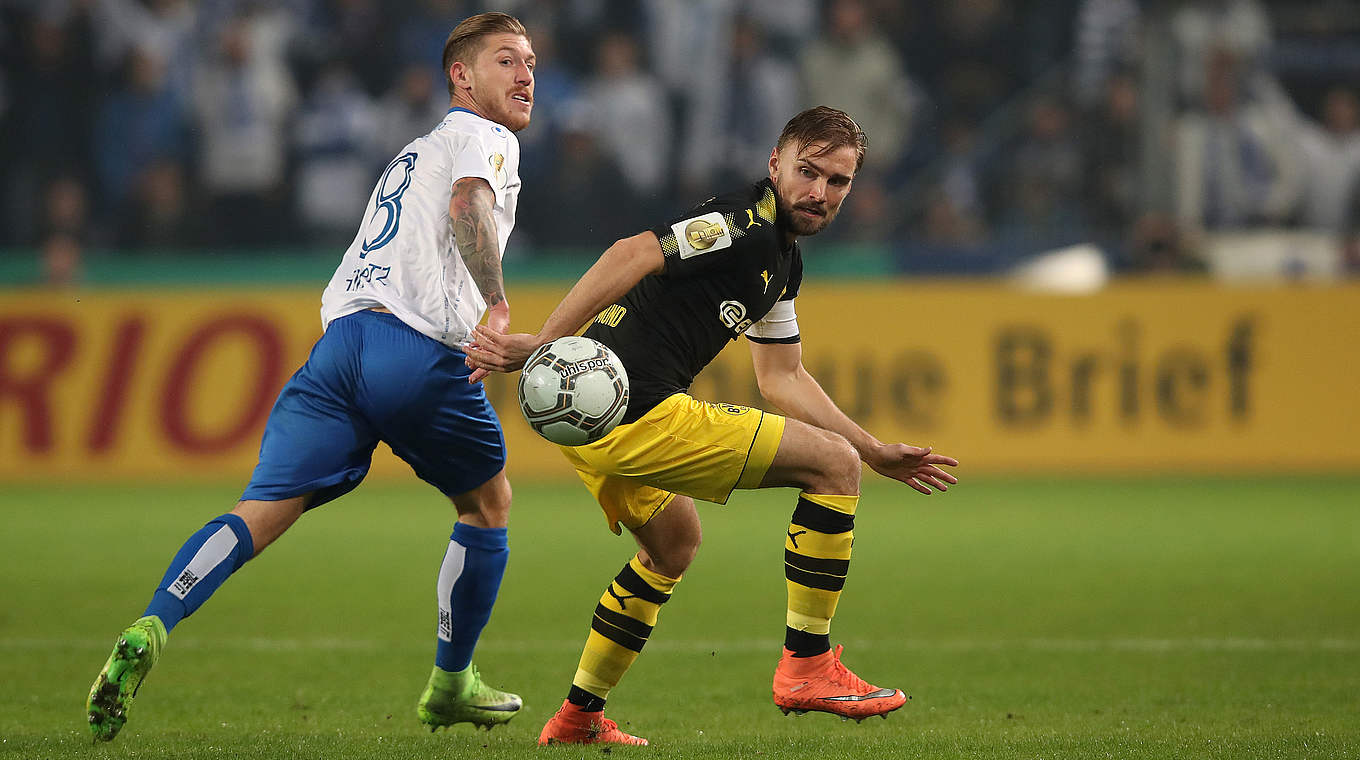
[447,107,479,117]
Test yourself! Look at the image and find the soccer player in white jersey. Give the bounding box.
[87,12,535,742]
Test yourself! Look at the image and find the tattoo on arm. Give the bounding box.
[449,178,505,307]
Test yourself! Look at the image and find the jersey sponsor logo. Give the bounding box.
[594,304,627,327]
[489,152,507,189]
[719,299,753,334]
[672,211,733,258]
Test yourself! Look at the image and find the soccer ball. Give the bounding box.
[517,336,629,446]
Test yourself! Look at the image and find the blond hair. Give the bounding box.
[441,12,529,97]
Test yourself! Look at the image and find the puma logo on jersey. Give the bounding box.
[745,209,762,228]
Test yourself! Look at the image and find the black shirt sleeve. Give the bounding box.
[651,197,774,279]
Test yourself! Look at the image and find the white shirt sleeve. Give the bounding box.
[745,298,800,343]
[446,130,502,194]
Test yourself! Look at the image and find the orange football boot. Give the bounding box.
[772,644,908,721]
[538,699,649,746]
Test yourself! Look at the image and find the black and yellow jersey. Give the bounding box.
[583,179,803,424]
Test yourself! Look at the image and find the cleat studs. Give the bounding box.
[880,714,887,719]
[856,718,864,724]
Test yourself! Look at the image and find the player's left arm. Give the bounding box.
[750,340,959,494]
[450,176,508,333]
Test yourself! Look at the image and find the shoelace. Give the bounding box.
[826,645,873,692]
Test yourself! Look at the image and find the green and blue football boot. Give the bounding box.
[86,615,167,742]
[416,664,522,731]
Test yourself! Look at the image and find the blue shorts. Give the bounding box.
[241,310,506,508]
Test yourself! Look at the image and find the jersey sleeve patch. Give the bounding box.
[745,298,800,343]
[488,151,508,189]
[447,132,501,195]
[670,211,733,259]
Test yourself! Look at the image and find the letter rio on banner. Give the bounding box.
[0,293,322,481]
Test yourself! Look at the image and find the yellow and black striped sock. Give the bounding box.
[784,492,858,657]
[568,554,679,709]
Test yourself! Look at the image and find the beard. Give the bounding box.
[776,194,834,236]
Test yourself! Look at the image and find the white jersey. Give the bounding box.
[320,108,521,348]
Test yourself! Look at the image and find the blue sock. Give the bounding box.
[434,522,509,672]
[143,514,255,633]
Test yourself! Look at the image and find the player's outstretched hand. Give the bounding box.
[464,302,514,383]
[867,444,959,495]
[464,324,541,383]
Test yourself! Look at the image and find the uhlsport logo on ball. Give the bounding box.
[517,336,629,446]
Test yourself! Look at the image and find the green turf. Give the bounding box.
[2,477,1357,759]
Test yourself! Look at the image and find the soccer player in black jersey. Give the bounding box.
[466,106,959,745]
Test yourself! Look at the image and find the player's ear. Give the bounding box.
[768,146,780,181]
[449,60,472,91]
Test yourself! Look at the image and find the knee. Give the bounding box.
[671,527,702,576]
[807,433,861,495]
[643,525,700,580]
[453,476,512,529]
[482,479,512,527]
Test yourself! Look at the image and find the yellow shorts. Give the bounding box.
[559,393,786,535]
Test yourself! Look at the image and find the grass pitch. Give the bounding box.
[1,476,1357,759]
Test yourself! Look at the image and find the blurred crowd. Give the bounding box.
[3,0,1360,283]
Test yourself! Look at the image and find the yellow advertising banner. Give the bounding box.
[1,280,1357,484]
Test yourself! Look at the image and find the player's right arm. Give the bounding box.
[464,231,663,375]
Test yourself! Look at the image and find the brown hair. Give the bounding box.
[776,106,868,171]
[442,12,530,97]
